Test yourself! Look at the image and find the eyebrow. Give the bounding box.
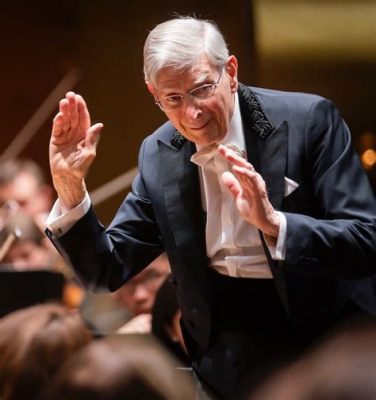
[158,70,215,97]
[191,71,214,86]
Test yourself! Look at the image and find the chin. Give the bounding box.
[136,307,150,315]
[199,131,224,145]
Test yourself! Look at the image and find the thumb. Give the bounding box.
[87,123,104,148]
[221,171,242,199]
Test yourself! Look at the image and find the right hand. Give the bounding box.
[50,91,103,210]
[218,144,280,240]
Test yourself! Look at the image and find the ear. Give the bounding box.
[165,323,179,342]
[226,55,239,93]
[146,82,155,95]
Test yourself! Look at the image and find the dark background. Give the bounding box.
[0,0,374,223]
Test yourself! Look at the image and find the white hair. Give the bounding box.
[143,16,229,86]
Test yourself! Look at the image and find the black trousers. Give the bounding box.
[190,270,309,400]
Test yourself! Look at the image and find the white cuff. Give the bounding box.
[46,192,91,238]
[264,211,286,261]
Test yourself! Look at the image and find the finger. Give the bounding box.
[52,113,63,136]
[221,171,242,199]
[232,165,258,185]
[66,91,79,129]
[222,172,254,220]
[86,123,104,149]
[59,99,70,131]
[76,95,91,130]
[231,166,259,195]
[218,144,252,169]
[232,165,266,197]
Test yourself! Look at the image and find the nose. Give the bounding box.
[133,285,150,302]
[183,98,202,120]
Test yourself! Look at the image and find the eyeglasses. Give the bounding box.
[155,66,225,112]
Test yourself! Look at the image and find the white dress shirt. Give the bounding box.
[190,93,287,278]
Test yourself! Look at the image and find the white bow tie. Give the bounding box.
[191,143,245,167]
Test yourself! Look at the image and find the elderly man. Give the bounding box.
[46,16,376,399]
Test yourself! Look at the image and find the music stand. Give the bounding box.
[0,267,65,318]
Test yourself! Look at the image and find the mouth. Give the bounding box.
[188,119,211,131]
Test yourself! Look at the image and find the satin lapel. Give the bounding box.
[157,139,207,260]
[258,121,288,211]
[243,121,261,177]
[158,137,211,344]
[239,84,288,210]
[242,117,288,210]
[240,85,290,313]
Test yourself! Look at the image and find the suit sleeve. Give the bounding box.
[283,99,376,278]
[47,139,164,292]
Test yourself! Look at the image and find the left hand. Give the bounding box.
[218,144,280,239]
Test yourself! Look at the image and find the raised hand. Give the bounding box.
[218,144,280,240]
[50,92,103,210]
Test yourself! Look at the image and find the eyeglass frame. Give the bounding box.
[154,65,225,112]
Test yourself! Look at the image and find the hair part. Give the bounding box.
[143,16,229,86]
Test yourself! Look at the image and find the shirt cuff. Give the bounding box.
[46,192,91,238]
[264,211,286,260]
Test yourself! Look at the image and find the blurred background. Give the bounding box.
[0,0,375,224]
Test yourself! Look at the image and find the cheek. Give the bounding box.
[118,290,132,303]
[166,114,184,133]
[211,97,227,120]
[212,104,229,133]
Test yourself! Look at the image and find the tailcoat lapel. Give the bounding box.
[239,84,290,312]
[239,84,288,211]
[158,134,212,348]
[157,134,208,277]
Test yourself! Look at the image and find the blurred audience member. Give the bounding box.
[0,159,82,305]
[43,334,196,400]
[152,276,189,365]
[248,316,376,400]
[116,253,170,334]
[0,212,53,269]
[0,158,53,230]
[0,212,84,308]
[0,303,92,400]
